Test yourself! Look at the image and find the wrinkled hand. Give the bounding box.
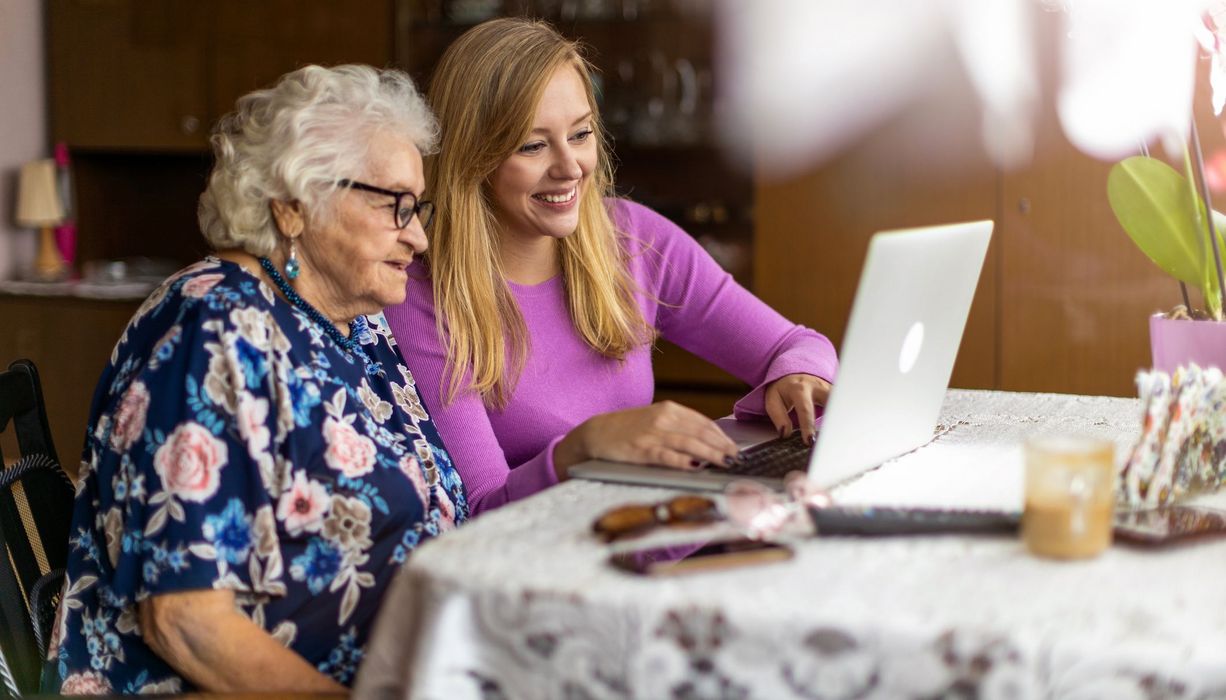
[553,401,740,477]
[764,373,832,446]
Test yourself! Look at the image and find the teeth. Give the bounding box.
[536,189,575,204]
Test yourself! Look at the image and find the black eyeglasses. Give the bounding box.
[337,179,435,230]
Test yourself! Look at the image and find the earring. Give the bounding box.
[285,240,301,280]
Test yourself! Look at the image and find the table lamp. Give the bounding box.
[16,158,67,282]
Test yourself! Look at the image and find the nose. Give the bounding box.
[549,143,583,181]
[401,217,428,256]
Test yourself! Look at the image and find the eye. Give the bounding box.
[518,141,546,155]
[571,129,593,142]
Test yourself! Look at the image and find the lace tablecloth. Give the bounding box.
[357,389,1226,700]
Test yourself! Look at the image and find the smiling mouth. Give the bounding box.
[532,188,577,205]
[385,260,410,272]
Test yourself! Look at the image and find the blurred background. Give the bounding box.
[0,0,1218,453]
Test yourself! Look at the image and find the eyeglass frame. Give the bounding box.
[336,179,435,230]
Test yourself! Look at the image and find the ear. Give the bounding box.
[270,200,305,239]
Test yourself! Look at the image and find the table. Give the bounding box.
[356,390,1226,699]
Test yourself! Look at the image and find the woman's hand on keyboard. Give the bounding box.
[552,401,740,477]
[764,373,832,446]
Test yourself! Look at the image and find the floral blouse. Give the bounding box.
[50,257,468,694]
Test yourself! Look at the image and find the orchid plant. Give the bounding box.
[1107,152,1226,319]
[1105,3,1226,321]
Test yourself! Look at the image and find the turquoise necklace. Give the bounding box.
[258,257,365,356]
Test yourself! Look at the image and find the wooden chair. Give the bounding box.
[0,359,73,697]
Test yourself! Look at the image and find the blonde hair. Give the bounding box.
[427,18,651,408]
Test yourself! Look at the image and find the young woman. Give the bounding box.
[386,18,838,515]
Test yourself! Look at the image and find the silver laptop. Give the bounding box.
[569,219,994,491]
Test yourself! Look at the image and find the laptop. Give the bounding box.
[568,219,994,491]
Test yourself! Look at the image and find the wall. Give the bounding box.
[0,0,45,280]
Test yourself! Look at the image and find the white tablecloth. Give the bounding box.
[356,389,1226,700]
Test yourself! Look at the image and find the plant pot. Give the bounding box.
[1149,313,1226,373]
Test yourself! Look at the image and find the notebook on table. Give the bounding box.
[569,219,994,491]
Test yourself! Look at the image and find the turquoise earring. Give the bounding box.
[285,241,300,280]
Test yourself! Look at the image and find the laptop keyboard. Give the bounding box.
[726,431,813,478]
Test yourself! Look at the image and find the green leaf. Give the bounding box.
[1107,156,1226,315]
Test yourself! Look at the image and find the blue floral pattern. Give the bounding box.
[51,258,468,694]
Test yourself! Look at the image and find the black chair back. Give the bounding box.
[0,360,73,697]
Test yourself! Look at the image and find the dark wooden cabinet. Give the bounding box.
[48,0,394,152]
[212,0,395,120]
[48,0,210,151]
[40,0,750,420]
[0,295,139,475]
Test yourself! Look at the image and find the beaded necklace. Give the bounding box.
[258,257,364,356]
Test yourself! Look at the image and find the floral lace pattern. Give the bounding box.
[357,391,1226,700]
[52,257,467,694]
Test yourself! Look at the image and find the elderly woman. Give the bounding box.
[49,64,465,694]
[384,18,839,516]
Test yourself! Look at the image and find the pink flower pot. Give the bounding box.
[1149,313,1226,373]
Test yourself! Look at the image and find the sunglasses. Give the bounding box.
[592,495,721,542]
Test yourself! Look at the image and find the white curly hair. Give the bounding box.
[198,64,439,255]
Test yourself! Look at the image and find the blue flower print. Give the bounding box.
[290,537,341,595]
[317,627,363,685]
[287,372,322,428]
[234,336,269,389]
[202,498,252,565]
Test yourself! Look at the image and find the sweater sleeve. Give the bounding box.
[384,269,561,516]
[617,200,839,421]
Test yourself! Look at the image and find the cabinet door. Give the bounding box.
[48,0,209,151]
[0,296,139,477]
[212,0,393,120]
[754,82,1000,391]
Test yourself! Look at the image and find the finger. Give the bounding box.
[811,377,832,406]
[793,384,819,446]
[662,403,738,457]
[651,430,738,469]
[764,387,793,438]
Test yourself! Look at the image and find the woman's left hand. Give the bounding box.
[764,373,832,446]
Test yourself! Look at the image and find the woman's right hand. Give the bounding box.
[552,401,740,477]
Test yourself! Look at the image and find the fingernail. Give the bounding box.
[690,459,703,468]
[724,456,736,467]
[807,433,817,447]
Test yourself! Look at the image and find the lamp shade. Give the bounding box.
[16,159,63,227]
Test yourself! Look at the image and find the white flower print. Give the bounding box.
[236,393,271,457]
[397,364,417,388]
[392,381,429,423]
[109,381,150,454]
[202,341,238,414]
[277,471,330,536]
[323,495,373,553]
[358,380,393,423]
[153,422,227,503]
[323,417,376,479]
[229,307,276,351]
[102,507,123,567]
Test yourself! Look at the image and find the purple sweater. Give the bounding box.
[385,199,838,515]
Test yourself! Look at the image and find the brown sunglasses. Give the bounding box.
[592,495,721,542]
